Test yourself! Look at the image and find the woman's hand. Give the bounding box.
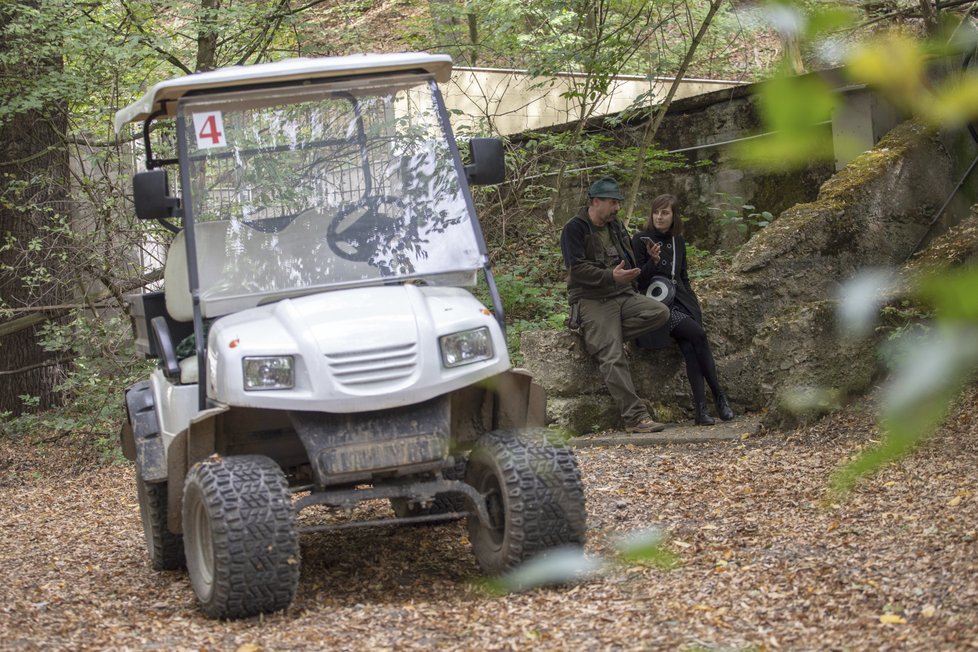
[646,240,662,264]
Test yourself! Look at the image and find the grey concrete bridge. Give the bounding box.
[443,66,746,135]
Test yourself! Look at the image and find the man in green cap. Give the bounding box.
[559,177,670,433]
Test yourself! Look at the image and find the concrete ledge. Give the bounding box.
[569,413,762,448]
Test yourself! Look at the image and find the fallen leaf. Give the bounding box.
[921,605,937,618]
[879,614,907,625]
[948,496,963,507]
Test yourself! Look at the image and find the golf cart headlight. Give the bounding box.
[243,356,294,390]
[440,327,493,368]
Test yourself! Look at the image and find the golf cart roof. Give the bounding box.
[113,53,453,133]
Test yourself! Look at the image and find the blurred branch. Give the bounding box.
[0,357,71,377]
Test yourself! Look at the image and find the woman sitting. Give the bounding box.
[632,194,734,425]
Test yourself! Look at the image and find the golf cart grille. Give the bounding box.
[325,343,418,388]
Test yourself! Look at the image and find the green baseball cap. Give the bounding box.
[587,176,624,200]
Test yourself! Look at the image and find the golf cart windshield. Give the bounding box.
[177,73,483,315]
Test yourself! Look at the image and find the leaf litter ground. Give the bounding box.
[1,386,976,651]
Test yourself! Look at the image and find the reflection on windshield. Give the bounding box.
[178,75,481,315]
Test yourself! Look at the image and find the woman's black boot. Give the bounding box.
[694,401,715,425]
[715,392,734,421]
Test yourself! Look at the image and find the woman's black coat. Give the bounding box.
[631,228,703,350]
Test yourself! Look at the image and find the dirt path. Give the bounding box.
[1,390,976,651]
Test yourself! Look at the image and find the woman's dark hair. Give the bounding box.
[644,193,683,235]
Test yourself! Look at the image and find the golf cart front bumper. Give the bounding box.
[289,394,450,487]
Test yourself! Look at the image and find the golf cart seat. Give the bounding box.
[158,220,233,385]
[164,220,233,322]
[147,314,199,385]
[179,356,199,384]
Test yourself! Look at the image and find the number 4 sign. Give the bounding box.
[192,111,227,149]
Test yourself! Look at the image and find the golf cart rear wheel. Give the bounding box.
[465,429,587,574]
[135,473,185,571]
[390,456,467,519]
[183,455,300,620]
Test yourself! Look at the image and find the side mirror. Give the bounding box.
[133,169,180,221]
[465,138,505,186]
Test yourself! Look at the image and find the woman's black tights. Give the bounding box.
[671,317,721,406]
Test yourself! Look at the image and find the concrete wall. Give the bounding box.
[443,67,744,136]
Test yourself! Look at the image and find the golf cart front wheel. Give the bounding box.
[465,429,587,574]
[182,455,300,620]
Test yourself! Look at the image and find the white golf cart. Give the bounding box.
[115,54,586,620]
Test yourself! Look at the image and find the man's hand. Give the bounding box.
[612,261,641,284]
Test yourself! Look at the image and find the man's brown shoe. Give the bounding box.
[625,418,666,434]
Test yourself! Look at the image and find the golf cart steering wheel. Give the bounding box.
[327,195,403,263]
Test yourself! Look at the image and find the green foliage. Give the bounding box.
[735,68,839,169]
[738,2,978,170]
[613,527,680,568]
[515,131,683,198]
[876,302,933,368]
[918,264,978,321]
[457,0,661,83]
[848,32,978,129]
[494,272,560,322]
[479,526,679,596]
[721,2,978,492]
[427,0,782,80]
[685,243,730,280]
[743,1,978,491]
[495,131,685,238]
[5,311,152,451]
[706,192,774,237]
[830,265,978,494]
[476,248,567,363]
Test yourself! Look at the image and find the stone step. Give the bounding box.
[569,413,763,448]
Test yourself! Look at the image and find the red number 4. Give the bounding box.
[198,114,223,145]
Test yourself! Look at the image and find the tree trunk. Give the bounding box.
[467,9,478,66]
[0,2,71,415]
[196,0,222,72]
[917,0,938,35]
[783,31,805,76]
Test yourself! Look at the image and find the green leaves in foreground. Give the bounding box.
[734,69,839,170]
[481,527,679,595]
[848,34,978,130]
[480,546,608,595]
[830,265,978,494]
[735,3,978,170]
[613,527,680,569]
